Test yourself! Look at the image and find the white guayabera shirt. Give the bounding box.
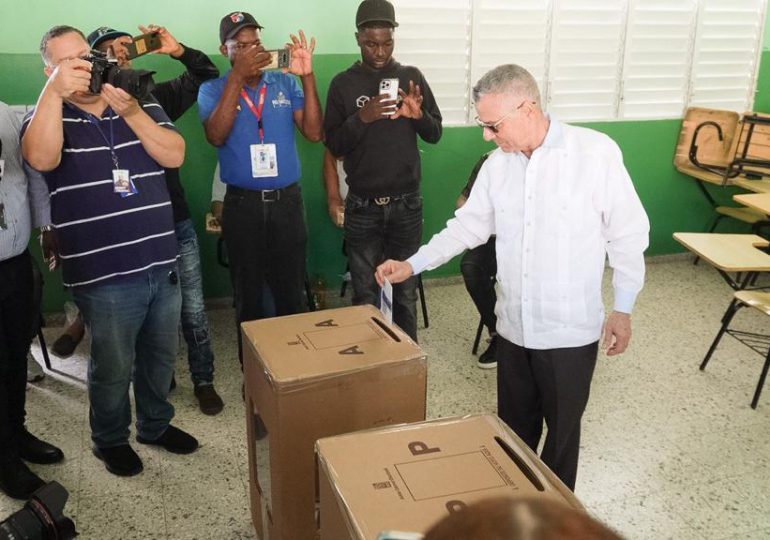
[408,117,650,350]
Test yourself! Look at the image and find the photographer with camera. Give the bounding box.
[21,26,198,478]
[198,11,322,366]
[324,0,443,341]
[50,23,225,415]
[0,100,64,500]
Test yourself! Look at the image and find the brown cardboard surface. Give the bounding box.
[241,305,424,389]
[242,305,427,540]
[316,414,582,540]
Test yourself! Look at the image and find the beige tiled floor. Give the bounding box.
[2,256,770,539]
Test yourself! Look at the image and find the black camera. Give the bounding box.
[0,481,77,540]
[85,50,156,100]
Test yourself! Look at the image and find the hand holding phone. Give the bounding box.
[124,32,162,60]
[264,49,292,71]
[379,78,400,115]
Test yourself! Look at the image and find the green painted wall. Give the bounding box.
[0,2,767,312]
[0,1,363,55]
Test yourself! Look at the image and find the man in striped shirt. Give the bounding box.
[21,26,197,477]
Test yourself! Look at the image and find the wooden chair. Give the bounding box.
[725,112,770,182]
[701,290,770,409]
[674,108,770,261]
[472,317,484,355]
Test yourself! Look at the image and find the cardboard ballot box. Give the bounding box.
[241,305,428,540]
[316,414,583,540]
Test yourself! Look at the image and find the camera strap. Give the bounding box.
[240,84,268,144]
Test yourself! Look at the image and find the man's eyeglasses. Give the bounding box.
[226,37,261,52]
[474,100,534,134]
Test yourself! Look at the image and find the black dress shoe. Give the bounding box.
[17,429,64,464]
[137,425,198,455]
[92,445,143,477]
[0,458,45,500]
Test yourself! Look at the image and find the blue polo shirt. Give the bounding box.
[198,71,305,190]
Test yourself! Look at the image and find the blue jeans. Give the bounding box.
[175,218,215,386]
[73,266,181,449]
[344,191,423,341]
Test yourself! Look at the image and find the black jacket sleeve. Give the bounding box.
[412,70,442,144]
[323,76,369,157]
[151,44,219,122]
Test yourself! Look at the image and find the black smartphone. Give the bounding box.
[124,32,162,60]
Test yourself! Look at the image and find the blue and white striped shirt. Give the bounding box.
[21,100,178,288]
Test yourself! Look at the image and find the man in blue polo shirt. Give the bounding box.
[198,11,322,364]
[21,25,198,477]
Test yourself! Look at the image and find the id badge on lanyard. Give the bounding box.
[241,85,279,178]
[85,111,137,196]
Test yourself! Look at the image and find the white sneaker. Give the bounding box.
[27,353,45,383]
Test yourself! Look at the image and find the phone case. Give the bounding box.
[125,33,162,60]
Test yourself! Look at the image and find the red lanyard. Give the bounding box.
[240,84,268,143]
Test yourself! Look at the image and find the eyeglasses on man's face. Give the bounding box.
[474,100,534,134]
[226,34,262,52]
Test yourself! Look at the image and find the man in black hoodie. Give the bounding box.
[324,0,442,340]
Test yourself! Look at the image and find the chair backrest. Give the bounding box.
[675,107,740,168]
[729,112,770,179]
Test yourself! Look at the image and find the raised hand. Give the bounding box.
[392,80,423,120]
[231,44,271,83]
[101,83,140,118]
[138,24,184,57]
[108,35,133,66]
[358,94,398,123]
[285,30,316,76]
[47,58,92,99]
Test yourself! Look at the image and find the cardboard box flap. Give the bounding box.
[316,414,582,539]
[241,305,425,390]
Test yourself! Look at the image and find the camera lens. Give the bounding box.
[0,482,77,540]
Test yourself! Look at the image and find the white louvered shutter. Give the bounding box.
[547,0,628,121]
[688,0,766,112]
[469,0,553,116]
[620,0,698,119]
[391,0,473,125]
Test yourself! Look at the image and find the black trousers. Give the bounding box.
[222,184,308,363]
[496,336,598,490]
[0,250,34,462]
[460,237,497,335]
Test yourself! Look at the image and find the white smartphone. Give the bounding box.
[379,78,399,115]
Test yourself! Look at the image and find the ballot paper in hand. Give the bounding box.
[380,278,393,324]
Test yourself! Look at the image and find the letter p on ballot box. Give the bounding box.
[316,414,584,539]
